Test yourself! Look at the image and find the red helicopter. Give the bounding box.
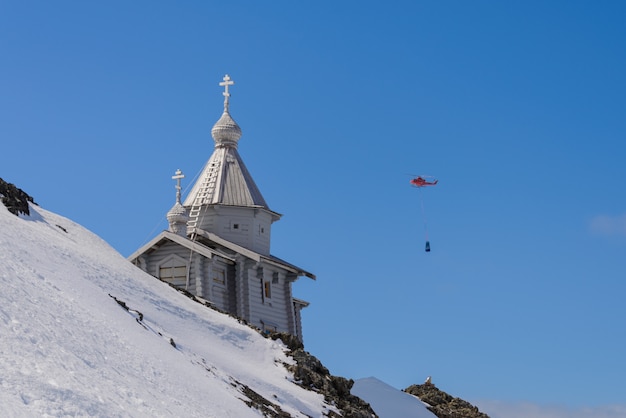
[409,175,438,252]
[410,176,438,188]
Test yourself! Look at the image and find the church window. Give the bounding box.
[212,268,226,285]
[230,221,248,232]
[264,281,272,299]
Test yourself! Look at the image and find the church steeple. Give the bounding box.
[182,75,280,255]
[166,169,189,236]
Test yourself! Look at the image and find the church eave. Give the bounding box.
[292,298,310,308]
[194,228,314,279]
[127,230,236,264]
[209,203,282,221]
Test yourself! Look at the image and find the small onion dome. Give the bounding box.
[167,202,189,236]
[211,109,242,147]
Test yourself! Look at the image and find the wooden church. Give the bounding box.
[128,75,314,341]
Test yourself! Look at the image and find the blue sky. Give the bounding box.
[2,1,625,414]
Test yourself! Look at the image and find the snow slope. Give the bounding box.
[351,377,436,418]
[0,203,337,417]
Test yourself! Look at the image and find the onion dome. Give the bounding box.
[167,169,189,236]
[211,110,242,147]
[211,74,242,148]
[167,201,189,224]
[167,201,189,236]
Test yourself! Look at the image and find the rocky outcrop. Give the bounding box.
[404,380,489,418]
[269,333,377,418]
[0,178,35,216]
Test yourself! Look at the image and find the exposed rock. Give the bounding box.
[267,333,375,417]
[235,379,293,418]
[0,178,36,216]
[404,381,489,418]
[268,331,304,352]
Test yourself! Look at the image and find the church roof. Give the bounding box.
[182,145,269,208]
[182,75,272,211]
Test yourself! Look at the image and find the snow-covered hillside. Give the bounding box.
[0,202,341,417]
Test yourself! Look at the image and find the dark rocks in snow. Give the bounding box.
[235,379,292,418]
[0,178,36,216]
[287,348,376,418]
[109,294,129,311]
[108,294,146,327]
[404,380,489,418]
[268,332,376,418]
[268,331,304,352]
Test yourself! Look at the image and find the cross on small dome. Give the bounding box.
[219,74,234,110]
[212,74,242,146]
[167,169,189,236]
